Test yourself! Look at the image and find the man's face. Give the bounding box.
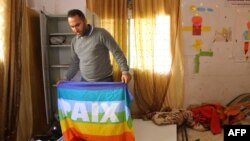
[68,15,86,35]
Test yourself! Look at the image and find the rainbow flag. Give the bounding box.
[57,81,135,141]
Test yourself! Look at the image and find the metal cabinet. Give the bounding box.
[40,10,99,124]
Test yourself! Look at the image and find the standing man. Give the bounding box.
[65,9,131,83]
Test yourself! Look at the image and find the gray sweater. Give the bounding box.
[65,25,129,81]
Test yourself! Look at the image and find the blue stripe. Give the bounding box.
[58,88,125,101]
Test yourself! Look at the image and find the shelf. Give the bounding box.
[40,11,99,124]
[49,33,75,36]
[49,44,71,48]
[50,64,69,68]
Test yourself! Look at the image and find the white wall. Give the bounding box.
[27,0,250,108]
[27,0,100,25]
[26,0,42,10]
[182,0,250,107]
[27,0,86,15]
[54,0,86,15]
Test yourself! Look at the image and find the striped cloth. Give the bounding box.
[57,81,135,141]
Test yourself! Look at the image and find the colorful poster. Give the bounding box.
[243,21,250,60]
[194,50,213,73]
[192,15,202,35]
[57,81,135,141]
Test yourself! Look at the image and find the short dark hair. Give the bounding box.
[67,9,86,20]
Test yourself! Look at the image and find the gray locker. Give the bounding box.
[40,10,99,124]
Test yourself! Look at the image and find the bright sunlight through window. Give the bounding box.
[129,15,171,73]
[154,15,171,73]
[0,6,5,62]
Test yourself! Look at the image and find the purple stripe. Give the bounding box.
[57,81,128,90]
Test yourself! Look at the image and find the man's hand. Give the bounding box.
[56,79,66,86]
[121,73,131,83]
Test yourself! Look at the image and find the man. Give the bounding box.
[64,9,131,83]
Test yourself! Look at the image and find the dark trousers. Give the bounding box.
[81,75,114,82]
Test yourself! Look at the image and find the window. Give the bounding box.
[0,0,7,62]
[128,14,172,73]
[154,15,171,73]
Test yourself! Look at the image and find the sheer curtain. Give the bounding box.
[17,8,48,141]
[132,0,183,117]
[0,0,10,139]
[86,0,128,81]
[0,0,24,140]
[0,1,48,140]
[0,0,10,97]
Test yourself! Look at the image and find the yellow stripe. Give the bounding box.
[60,118,134,136]
[182,26,192,31]
[182,26,211,32]
[202,26,211,32]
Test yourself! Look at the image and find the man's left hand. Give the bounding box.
[121,73,131,83]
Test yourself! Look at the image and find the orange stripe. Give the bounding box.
[63,128,135,141]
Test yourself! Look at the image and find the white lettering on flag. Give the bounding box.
[58,99,71,117]
[100,103,119,123]
[92,102,99,122]
[71,102,89,121]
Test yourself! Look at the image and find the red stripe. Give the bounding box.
[63,128,135,141]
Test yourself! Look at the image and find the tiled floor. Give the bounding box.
[133,119,177,141]
[177,128,223,141]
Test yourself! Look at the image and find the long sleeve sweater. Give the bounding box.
[65,25,129,81]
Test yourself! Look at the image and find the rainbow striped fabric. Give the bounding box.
[57,81,135,141]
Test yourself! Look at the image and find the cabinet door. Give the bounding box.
[40,10,100,124]
[40,11,52,124]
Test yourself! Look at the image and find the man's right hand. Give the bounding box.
[56,79,66,86]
